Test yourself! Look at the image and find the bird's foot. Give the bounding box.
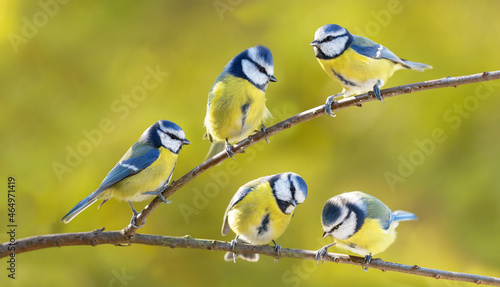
[225,139,235,160]
[316,242,336,265]
[272,240,281,263]
[230,236,239,263]
[372,80,385,103]
[325,95,341,117]
[128,202,146,229]
[362,254,373,272]
[260,124,270,144]
[316,247,328,265]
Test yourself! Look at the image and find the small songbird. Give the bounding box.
[221,172,308,262]
[317,191,417,270]
[311,24,432,115]
[204,45,277,159]
[61,120,190,227]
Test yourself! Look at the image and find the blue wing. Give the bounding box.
[97,147,160,192]
[351,35,409,67]
[362,192,394,230]
[61,144,159,223]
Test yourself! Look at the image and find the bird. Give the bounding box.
[221,172,308,262]
[310,24,432,116]
[61,120,190,227]
[316,191,417,271]
[204,45,277,160]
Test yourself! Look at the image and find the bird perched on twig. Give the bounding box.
[204,45,277,159]
[61,120,190,227]
[311,24,432,115]
[317,191,417,271]
[222,172,308,262]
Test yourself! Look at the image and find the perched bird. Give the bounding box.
[61,120,190,227]
[204,45,277,159]
[311,24,432,115]
[317,191,417,270]
[221,172,308,262]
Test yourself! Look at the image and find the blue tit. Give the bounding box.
[316,191,417,270]
[61,120,190,227]
[311,24,432,115]
[204,45,277,159]
[221,172,308,262]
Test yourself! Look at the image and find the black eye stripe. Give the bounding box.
[287,173,296,199]
[163,130,181,141]
[321,34,343,43]
[329,221,342,233]
[171,134,181,141]
[257,64,266,73]
[249,59,267,73]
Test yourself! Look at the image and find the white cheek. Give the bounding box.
[322,35,349,58]
[158,131,181,152]
[295,191,306,204]
[332,211,357,240]
[242,59,268,87]
[273,176,292,202]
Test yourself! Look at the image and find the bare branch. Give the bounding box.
[3,71,499,284]
[122,70,500,237]
[1,231,499,286]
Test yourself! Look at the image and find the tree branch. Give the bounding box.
[3,71,499,284]
[122,70,500,237]
[1,230,499,286]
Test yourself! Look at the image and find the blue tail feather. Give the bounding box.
[393,210,418,222]
[402,60,432,72]
[61,191,100,223]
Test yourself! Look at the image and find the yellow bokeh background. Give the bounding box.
[1,0,499,286]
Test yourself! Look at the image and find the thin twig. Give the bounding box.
[2,71,499,285]
[122,70,500,237]
[1,231,498,286]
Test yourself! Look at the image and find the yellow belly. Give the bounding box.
[103,148,177,202]
[335,219,397,256]
[318,48,399,94]
[227,182,292,245]
[205,76,270,143]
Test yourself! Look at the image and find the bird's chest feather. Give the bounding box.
[206,77,269,142]
[109,148,177,202]
[334,218,397,256]
[318,48,396,92]
[227,191,292,245]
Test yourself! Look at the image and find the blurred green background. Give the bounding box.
[1,0,500,286]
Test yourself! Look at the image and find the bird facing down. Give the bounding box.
[317,191,417,271]
[222,172,308,262]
